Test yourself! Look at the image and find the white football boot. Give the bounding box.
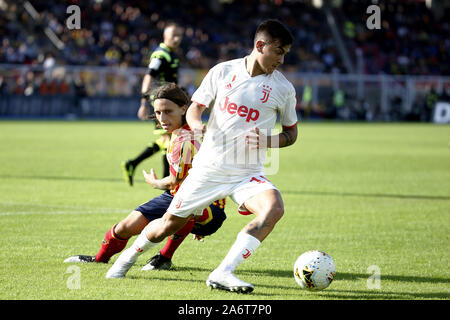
[105,248,138,278]
[206,269,254,293]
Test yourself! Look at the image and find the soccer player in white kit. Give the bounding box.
[106,19,298,293]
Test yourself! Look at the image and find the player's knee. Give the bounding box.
[154,214,188,241]
[255,206,284,228]
[264,204,284,225]
[163,221,182,236]
[115,218,135,238]
[115,211,146,238]
[144,224,169,243]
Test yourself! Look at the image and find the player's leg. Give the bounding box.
[105,212,192,278]
[122,142,160,186]
[239,189,284,241]
[142,203,227,270]
[63,211,149,264]
[94,211,150,262]
[106,172,223,278]
[122,133,170,186]
[142,218,195,270]
[162,153,170,177]
[65,191,172,264]
[207,178,282,293]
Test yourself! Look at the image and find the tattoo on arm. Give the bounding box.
[280,131,294,147]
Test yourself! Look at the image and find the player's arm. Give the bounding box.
[138,53,165,120]
[247,124,298,149]
[186,102,207,134]
[270,124,298,148]
[142,168,179,190]
[268,86,298,148]
[137,74,154,120]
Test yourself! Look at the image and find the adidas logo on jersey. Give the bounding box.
[219,96,260,122]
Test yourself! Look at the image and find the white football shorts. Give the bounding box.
[167,167,279,218]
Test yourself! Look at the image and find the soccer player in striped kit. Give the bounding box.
[107,19,298,293]
[65,83,227,269]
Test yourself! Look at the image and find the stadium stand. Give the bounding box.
[1,0,449,121]
[1,0,448,74]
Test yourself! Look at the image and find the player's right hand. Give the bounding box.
[192,123,206,139]
[193,234,204,242]
[137,104,150,120]
[142,168,158,186]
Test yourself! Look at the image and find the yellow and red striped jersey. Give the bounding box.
[167,124,226,209]
[166,124,200,195]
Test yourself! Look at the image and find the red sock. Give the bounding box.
[95,224,129,263]
[160,219,195,259]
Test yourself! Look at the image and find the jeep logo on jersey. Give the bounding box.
[219,96,260,122]
[260,85,272,103]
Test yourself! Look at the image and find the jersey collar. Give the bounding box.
[160,42,172,52]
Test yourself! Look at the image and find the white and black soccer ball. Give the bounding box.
[293,250,336,291]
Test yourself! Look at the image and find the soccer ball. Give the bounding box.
[293,250,336,291]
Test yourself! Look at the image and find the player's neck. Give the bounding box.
[245,54,266,77]
[162,42,173,51]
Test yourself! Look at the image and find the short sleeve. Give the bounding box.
[191,66,219,108]
[279,86,298,127]
[148,57,162,71]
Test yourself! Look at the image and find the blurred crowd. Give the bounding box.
[1,0,449,123]
[336,0,449,75]
[1,0,448,75]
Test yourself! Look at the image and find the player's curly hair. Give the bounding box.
[149,82,190,125]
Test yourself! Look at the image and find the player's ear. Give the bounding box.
[255,40,265,53]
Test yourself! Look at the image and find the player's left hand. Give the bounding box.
[245,127,267,149]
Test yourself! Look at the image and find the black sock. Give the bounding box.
[130,143,160,167]
[163,154,170,177]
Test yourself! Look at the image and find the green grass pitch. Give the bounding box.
[0,121,449,300]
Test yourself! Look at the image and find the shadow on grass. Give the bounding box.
[253,270,450,299]
[0,174,122,183]
[3,174,449,201]
[135,266,450,285]
[335,272,450,284]
[126,266,449,299]
[128,269,280,298]
[282,189,450,201]
[317,289,450,300]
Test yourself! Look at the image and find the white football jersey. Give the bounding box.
[191,58,297,179]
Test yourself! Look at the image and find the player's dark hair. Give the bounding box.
[164,21,180,31]
[153,82,189,107]
[254,19,294,47]
[150,82,189,125]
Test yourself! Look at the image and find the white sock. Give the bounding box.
[116,231,157,265]
[216,232,261,273]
